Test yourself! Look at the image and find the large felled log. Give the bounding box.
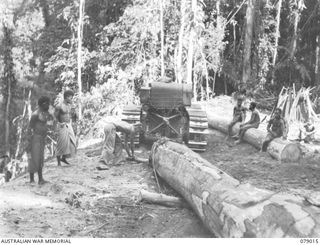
[207,113,301,162]
[151,140,320,237]
[138,189,187,208]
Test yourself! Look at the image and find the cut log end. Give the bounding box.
[280,143,301,162]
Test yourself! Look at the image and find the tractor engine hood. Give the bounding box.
[140,82,193,109]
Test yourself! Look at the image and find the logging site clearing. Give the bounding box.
[3,0,320,239]
[1,95,320,238]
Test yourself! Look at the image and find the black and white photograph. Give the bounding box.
[1,0,320,240]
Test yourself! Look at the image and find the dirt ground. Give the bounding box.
[201,129,320,194]
[0,142,212,238]
[1,96,320,238]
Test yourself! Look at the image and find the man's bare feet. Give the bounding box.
[234,140,241,144]
[61,157,70,165]
[38,179,49,185]
[96,166,109,171]
[28,180,36,185]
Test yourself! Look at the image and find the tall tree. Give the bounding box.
[315,5,320,86]
[290,0,305,59]
[77,0,85,120]
[316,34,320,86]
[176,0,186,84]
[241,0,256,88]
[186,0,197,86]
[2,23,17,156]
[271,0,282,85]
[159,0,165,77]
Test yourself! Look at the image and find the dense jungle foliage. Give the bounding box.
[1,0,320,157]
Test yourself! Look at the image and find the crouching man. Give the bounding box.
[99,120,142,166]
[261,108,286,152]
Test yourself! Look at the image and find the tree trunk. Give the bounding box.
[186,0,196,86]
[241,0,256,87]
[206,113,301,162]
[14,89,31,159]
[315,35,320,86]
[4,75,12,157]
[205,62,209,100]
[291,0,303,59]
[233,22,236,65]
[212,72,217,95]
[176,0,185,84]
[2,23,15,157]
[160,0,165,77]
[151,140,320,237]
[186,34,194,85]
[271,0,282,85]
[291,0,298,59]
[39,0,50,27]
[77,0,85,120]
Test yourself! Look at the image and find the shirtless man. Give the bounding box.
[261,108,286,152]
[99,119,142,166]
[26,96,54,184]
[226,97,246,139]
[234,102,260,144]
[54,90,77,166]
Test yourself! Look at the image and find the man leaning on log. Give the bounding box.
[261,108,286,152]
[233,102,260,144]
[226,97,246,140]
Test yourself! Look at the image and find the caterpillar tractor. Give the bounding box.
[121,80,208,152]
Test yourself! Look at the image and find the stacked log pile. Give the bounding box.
[151,140,320,238]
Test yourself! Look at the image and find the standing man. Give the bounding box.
[226,97,246,139]
[234,102,260,144]
[26,96,53,185]
[54,90,77,166]
[261,108,286,152]
[99,119,142,166]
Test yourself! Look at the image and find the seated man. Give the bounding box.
[99,120,142,166]
[234,102,260,144]
[261,108,286,152]
[226,97,246,138]
[299,121,315,143]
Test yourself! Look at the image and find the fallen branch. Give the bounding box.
[138,189,188,208]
